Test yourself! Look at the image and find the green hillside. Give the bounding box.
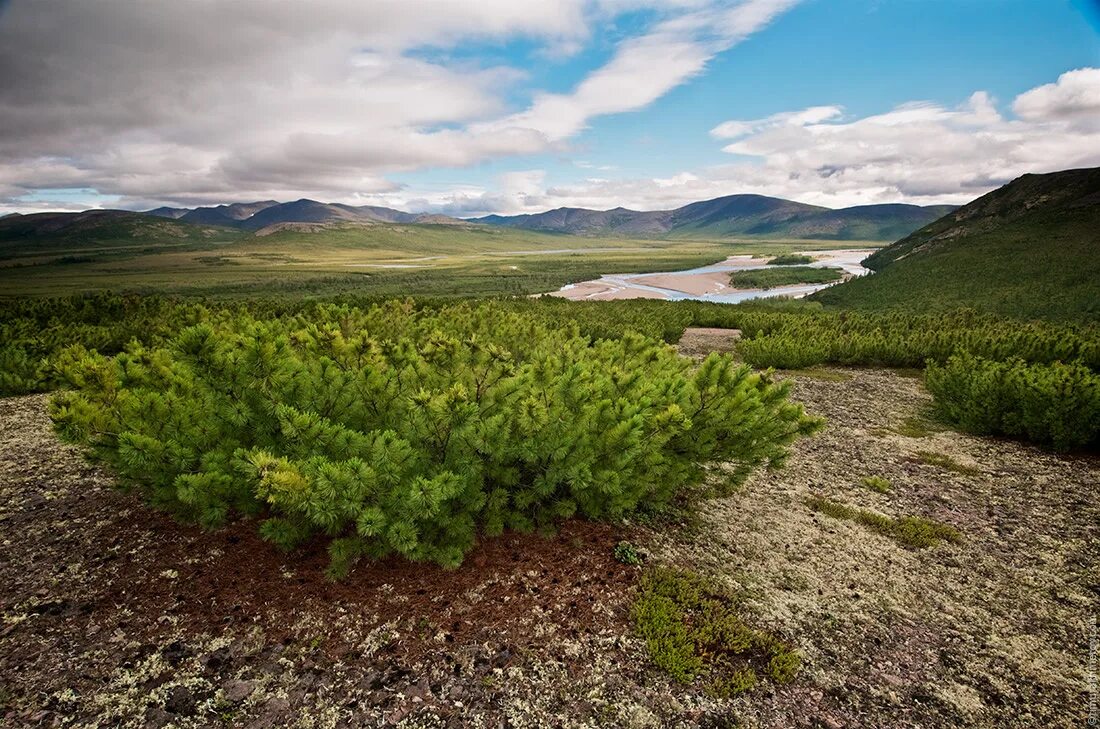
[0,210,243,261]
[814,168,1100,321]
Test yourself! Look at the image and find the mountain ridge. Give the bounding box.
[813,167,1100,320]
[148,199,468,231]
[471,194,956,241]
[3,193,958,250]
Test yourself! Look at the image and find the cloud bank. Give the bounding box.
[417,67,1100,215]
[0,0,796,212]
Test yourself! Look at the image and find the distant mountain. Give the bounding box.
[814,167,1100,320]
[0,210,242,258]
[179,200,280,226]
[146,199,465,231]
[472,194,954,241]
[146,206,189,219]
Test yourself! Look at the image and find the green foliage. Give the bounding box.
[814,168,1100,321]
[729,266,842,290]
[632,567,800,695]
[925,353,1100,451]
[614,541,644,566]
[861,476,891,493]
[50,301,819,572]
[806,496,962,548]
[6,293,1097,453]
[766,254,814,266]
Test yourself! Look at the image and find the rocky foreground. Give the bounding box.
[1,339,1096,727]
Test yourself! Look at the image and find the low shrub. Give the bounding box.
[632,566,800,696]
[729,266,842,290]
[915,450,980,476]
[861,475,891,493]
[614,541,644,566]
[925,353,1100,451]
[51,301,821,575]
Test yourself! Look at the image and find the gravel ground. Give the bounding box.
[1,354,1097,727]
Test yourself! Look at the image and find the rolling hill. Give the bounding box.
[0,210,242,259]
[148,199,465,231]
[473,194,955,241]
[814,167,1100,320]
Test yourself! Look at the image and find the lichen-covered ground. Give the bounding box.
[1,345,1097,727]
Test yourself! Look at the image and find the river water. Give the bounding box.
[551,248,874,303]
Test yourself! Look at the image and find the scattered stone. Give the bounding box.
[163,685,196,715]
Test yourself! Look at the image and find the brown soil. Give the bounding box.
[1,339,1097,727]
[676,327,741,359]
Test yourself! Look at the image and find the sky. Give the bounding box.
[1,0,1099,217]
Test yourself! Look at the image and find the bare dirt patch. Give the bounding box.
[676,327,742,359]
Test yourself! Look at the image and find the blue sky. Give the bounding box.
[1,0,1098,215]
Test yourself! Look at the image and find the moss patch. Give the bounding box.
[916,450,980,476]
[891,415,946,438]
[861,475,892,493]
[806,496,962,549]
[785,368,854,382]
[631,566,801,697]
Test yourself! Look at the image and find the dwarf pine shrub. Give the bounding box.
[50,301,820,574]
[925,353,1100,451]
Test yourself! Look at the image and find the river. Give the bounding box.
[550,248,874,303]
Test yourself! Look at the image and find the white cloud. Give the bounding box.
[478,0,800,141]
[0,0,800,212]
[399,68,1100,215]
[710,105,843,139]
[1012,67,1100,124]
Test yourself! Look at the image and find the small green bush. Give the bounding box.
[925,353,1100,451]
[915,450,979,476]
[614,541,644,566]
[51,301,820,575]
[632,567,800,694]
[861,475,891,493]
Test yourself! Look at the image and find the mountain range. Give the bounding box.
[473,195,957,241]
[147,199,461,233]
[814,167,1100,320]
[139,194,955,241]
[2,194,957,250]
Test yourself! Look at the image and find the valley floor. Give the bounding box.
[0,349,1096,727]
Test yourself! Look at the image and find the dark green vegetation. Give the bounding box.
[926,354,1100,451]
[49,301,819,574]
[729,265,842,289]
[476,194,952,241]
[0,210,243,259]
[614,541,644,566]
[631,567,801,696]
[766,254,814,266]
[816,167,1100,320]
[3,295,1097,451]
[805,496,962,548]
